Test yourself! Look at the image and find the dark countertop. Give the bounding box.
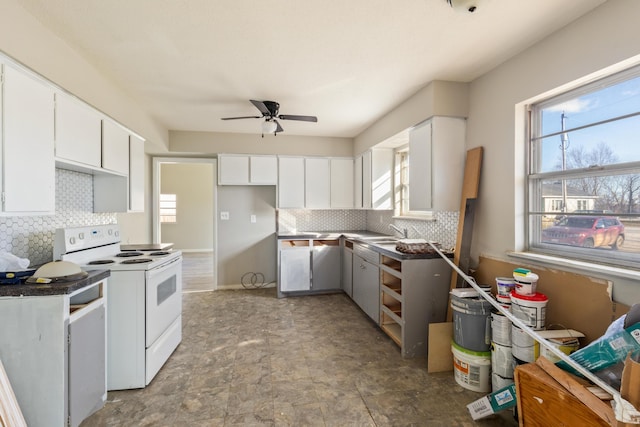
[278,230,453,260]
[0,269,110,297]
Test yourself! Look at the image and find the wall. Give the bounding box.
[465,0,640,305]
[217,186,276,286]
[160,163,214,250]
[0,0,168,152]
[0,169,116,267]
[169,131,353,158]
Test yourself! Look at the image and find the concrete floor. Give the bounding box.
[83,288,518,426]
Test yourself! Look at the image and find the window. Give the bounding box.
[160,194,177,223]
[528,66,640,268]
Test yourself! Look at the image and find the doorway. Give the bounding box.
[152,157,217,292]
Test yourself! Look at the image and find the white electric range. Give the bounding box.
[54,224,183,390]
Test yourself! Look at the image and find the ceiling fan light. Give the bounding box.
[262,120,278,134]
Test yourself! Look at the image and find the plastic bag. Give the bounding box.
[0,252,30,271]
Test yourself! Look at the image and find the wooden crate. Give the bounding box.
[514,361,614,427]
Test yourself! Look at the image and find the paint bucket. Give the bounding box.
[511,324,541,363]
[496,294,512,305]
[492,373,514,392]
[539,337,581,363]
[451,294,493,352]
[513,272,538,295]
[491,311,512,346]
[510,291,548,330]
[491,341,515,378]
[451,341,492,393]
[495,277,516,298]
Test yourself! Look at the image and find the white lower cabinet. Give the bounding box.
[342,240,353,297]
[278,240,311,293]
[311,240,341,290]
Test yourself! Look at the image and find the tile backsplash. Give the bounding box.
[278,209,458,249]
[0,169,116,267]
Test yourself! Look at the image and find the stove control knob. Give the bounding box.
[79,232,85,240]
[70,237,76,245]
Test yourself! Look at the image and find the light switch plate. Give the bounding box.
[220,211,230,220]
[250,215,256,223]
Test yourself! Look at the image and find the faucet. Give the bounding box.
[389,224,408,239]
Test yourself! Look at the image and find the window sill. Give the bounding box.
[507,251,640,281]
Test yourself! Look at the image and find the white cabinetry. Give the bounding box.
[278,156,305,208]
[408,116,466,211]
[304,157,330,208]
[278,240,311,293]
[330,158,354,208]
[1,63,55,215]
[218,154,278,185]
[354,155,363,208]
[54,91,102,168]
[102,119,130,175]
[129,134,145,212]
[352,244,380,324]
[356,149,393,210]
[311,240,341,290]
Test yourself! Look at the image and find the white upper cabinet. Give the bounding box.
[218,154,277,185]
[278,156,305,208]
[330,158,354,208]
[362,151,372,209]
[249,155,277,184]
[129,134,145,212]
[1,63,55,214]
[409,121,433,211]
[102,119,130,175]
[368,148,394,210]
[354,155,363,208]
[304,157,330,209]
[54,92,102,168]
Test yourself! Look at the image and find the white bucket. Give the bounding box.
[491,341,515,378]
[511,324,541,363]
[491,311,512,346]
[510,291,548,330]
[495,277,516,298]
[452,342,491,393]
[492,373,514,392]
[514,273,538,295]
[496,294,512,305]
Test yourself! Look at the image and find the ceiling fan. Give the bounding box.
[221,99,318,136]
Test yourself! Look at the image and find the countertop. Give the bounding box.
[0,269,110,297]
[278,230,453,260]
[121,243,174,251]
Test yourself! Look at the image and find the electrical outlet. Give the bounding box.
[220,211,230,220]
[250,215,256,223]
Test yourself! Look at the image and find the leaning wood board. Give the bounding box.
[0,359,27,427]
[427,147,483,372]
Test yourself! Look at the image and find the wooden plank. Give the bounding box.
[0,359,27,427]
[536,356,616,426]
[446,146,483,320]
[515,362,612,427]
[427,322,453,373]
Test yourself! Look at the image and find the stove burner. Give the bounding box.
[149,251,170,256]
[116,252,144,258]
[87,259,116,265]
[120,258,153,264]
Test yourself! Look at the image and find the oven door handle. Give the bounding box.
[147,256,182,279]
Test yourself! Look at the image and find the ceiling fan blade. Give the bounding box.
[250,99,271,116]
[278,114,318,122]
[221,115,262,120]
[274,119,284,133]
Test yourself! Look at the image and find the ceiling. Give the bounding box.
[16,0,606,138]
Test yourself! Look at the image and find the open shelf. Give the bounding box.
[381,255,402,273]
[382,293,401,317]
[381,312,402,347]
[381,271,402,295]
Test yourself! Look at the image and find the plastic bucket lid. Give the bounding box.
[510,291,548,303]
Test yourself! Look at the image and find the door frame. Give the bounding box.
[152,156,218,289]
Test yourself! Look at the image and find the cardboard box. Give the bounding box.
[466,383,517,420]
[617,353,640,427]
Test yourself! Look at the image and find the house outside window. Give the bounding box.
[527,66,640,268]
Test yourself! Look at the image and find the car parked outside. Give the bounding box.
[541,216,625,249]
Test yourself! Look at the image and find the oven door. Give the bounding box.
[145,256,182,347]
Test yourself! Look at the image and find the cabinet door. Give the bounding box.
[342,247,353,297]
[352,255,380,324]
[330,158,354,208]
[129,134,145,212]
[362,151,372,209]
[2,64,55,214]
[102,119,130,175]
[304,157,330,209]
[279,247,311,292]
[311,242,341,290]
[54,92,102,168]
[409,121,432,211]
[250,155,277,184]
[278,157,305,208]
[431,116,466,211]
[218,155,249,185]
[354,155,363,208]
